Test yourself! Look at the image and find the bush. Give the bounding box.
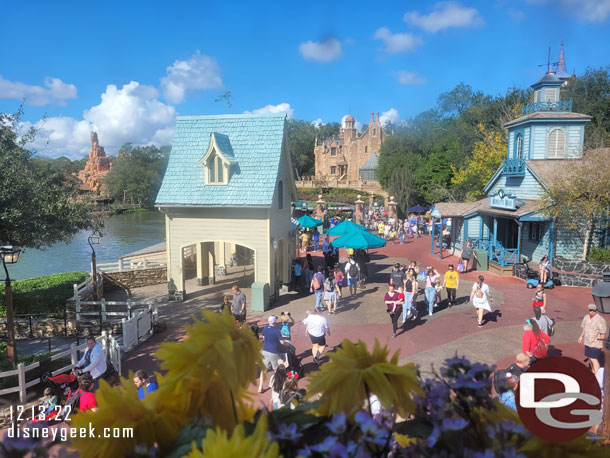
[587,248,610,262]
[0,271,88,317]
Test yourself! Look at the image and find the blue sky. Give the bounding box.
[1,0,609,159]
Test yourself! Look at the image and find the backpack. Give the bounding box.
[312,274,321,290]
[349,263,359,277]
[280,322,290,339]
[547,318,555,337]
[325,278,334,292]
[533,336,548,359]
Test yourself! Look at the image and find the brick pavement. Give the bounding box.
[119,235,595,408]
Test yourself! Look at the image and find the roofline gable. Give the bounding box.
[483,164,504,194]
[198,132,236,167]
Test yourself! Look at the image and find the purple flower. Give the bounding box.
[311,436,349,456]
[355,411,388,445]
[275,423,303,441]
[442,417,468,430]
[327,412,347,435]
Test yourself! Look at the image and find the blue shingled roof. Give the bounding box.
[156,114,286,207]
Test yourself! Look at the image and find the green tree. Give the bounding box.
[0,108,92,248]
[563,66,610,148]
[103,143,169,205]
[541,148,610,259]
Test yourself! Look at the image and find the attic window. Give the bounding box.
[206,151,227,185]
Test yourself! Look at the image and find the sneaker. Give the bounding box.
[429,312,433,316]
[392,333,396,338]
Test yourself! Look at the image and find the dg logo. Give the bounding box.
[516,356,602,441]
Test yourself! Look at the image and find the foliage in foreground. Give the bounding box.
[2,310,608,458]
[0,271,89,317]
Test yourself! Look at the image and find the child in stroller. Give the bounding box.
[34,372,79,422]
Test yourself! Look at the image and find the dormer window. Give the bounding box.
[198,132,236,186]
[545,88,557,103]
[534,90,541,102]
[547,128,566,158]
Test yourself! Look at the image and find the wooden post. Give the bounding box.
[101,299,107,322]
[70,343,78,368]
[430,218,436,254]
[17,363,26,403]
[602,346,610,438]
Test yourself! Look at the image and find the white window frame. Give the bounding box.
[516,134,523,159]
[547,128,566,158]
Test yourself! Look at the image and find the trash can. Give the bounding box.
[474,249,488,271]
[251,282,270,312]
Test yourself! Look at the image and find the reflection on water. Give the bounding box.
[7,211,166,280]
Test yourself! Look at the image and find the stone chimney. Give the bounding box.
[376,112,380,121]
[370,112,374,123]
[354,195,365,225]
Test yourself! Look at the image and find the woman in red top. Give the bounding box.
[77,373,98,412]
[384,284,402,339]
[522,319,550,360]
[532,284,547,313]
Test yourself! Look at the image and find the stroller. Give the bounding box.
[523,262,556,289]
[33,372,79,422]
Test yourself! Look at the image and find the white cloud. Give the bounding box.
[379,108,400,127]
[24,81,176,159]
[298,38,343,62]
[560,0,610,22]
[160,51,223,104]
[404,2,484,33]
[341,115,362,132]
[373,27,423,54]
[244,102,294,119]
[0,75,77,106]
[393,71,427,85]
[311,118,323,128]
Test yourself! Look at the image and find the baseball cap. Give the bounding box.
[268,315,277,324]
[587,304,597,311]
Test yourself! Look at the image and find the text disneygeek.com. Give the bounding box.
[7,423,134,441]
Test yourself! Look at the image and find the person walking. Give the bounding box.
[345,256,360,297]
[424,267,440,316]
[442,264,459,307]
[310,266,326,311]
[470,275,492,327]
[532,284,547,314]
[258,315,289,392]
[390,262,405,289]
[402,269,417,323]
[133,370,159,400]
[334,267,344,296]
[522,319,550,361]
[578,304,608,374]
[384,284,402,338]
[303,255,314,293]
[300,230,309,253]
[232,284,247,325]
[303,309,330,365]
[312,228,320,251]
[292,259,303,292]
[323,271,341,314]
[459,239,473,273]
[75,336,107,390]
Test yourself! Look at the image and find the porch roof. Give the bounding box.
[431,201,481,218]
[463,198,546,220]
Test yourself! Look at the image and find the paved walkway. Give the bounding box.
[115,235,594,408]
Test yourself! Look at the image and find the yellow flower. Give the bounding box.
[155,309,262,428]
[70,377,186,458]
[307,339,422,419]
[187,414,279,458]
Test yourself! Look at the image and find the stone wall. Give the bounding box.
[514,262,602,288]
[553,257,610,276]
[104,267,167,288]
[0,318,122,339]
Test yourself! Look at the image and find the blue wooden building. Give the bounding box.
[431,63,597,275]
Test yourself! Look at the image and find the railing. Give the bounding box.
[521,99,572,115]
[97,259,166,273]
[121,305,156,351]
[470,239,491,250]
[489,244,519,267]
[0,332,121,403]
[502,158,526,177]
[74,298,158,322]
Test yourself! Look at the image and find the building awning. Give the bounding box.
[432,199,548,221]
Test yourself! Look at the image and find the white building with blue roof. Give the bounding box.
[156,113,297,305]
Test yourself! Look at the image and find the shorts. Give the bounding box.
[324,291,338,302]
[347,277,357,286]
[309,333,326,346]
[262,350,282,371]
[585,345,603,361]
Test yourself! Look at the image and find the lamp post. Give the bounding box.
[1,245,21,366]
[88,232,102,301]
[591,270,610,314]
[272,237,279,302]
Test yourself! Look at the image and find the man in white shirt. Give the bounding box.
[76,336,107,390]
[345,257,360,296]
[303,309,330,365]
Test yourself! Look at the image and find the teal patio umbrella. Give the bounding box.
[331,229,386,249]
[296,214,323,228]
[326,220,367,236]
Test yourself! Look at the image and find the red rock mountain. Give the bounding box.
[78,132,112,195]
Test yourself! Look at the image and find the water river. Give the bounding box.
[6,211,166,280]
